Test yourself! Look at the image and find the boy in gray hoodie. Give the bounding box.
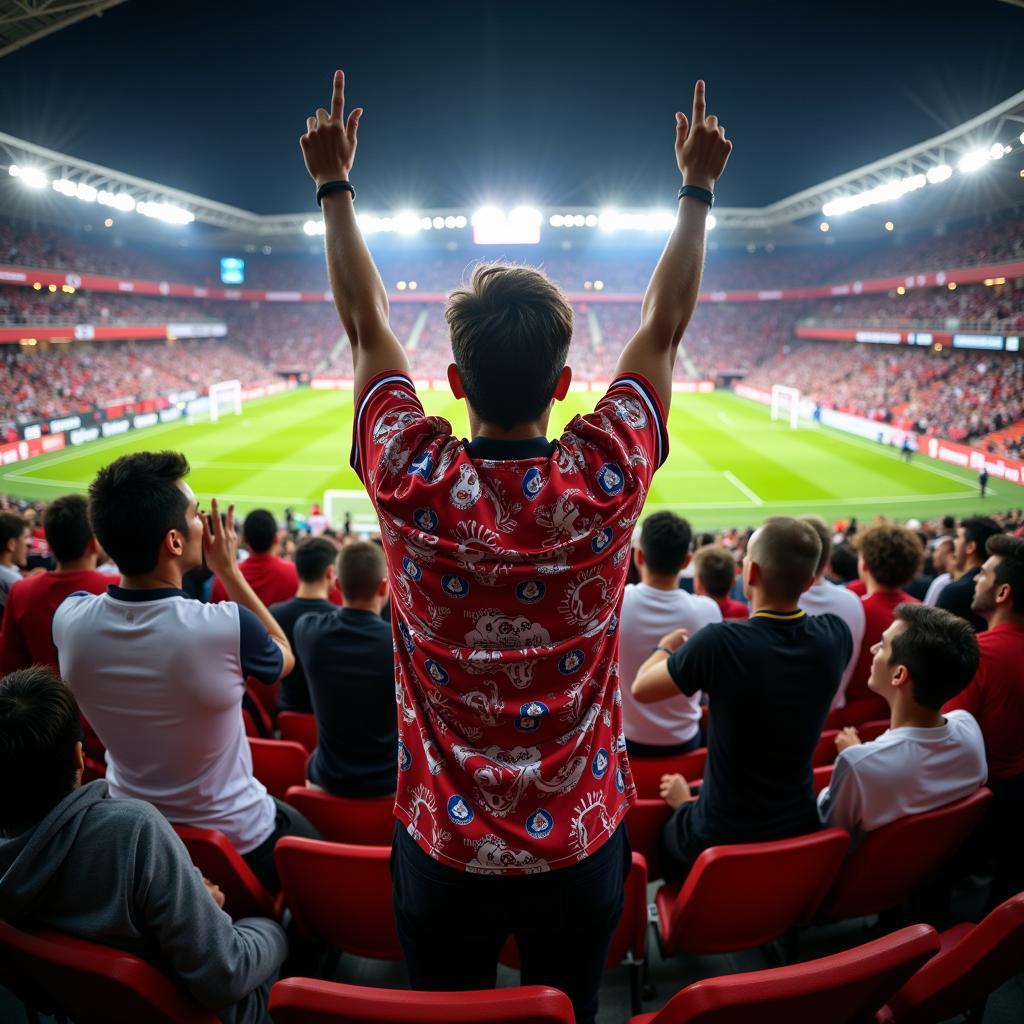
[0,666,287,1023]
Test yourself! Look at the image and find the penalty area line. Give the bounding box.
[723,471,764,506]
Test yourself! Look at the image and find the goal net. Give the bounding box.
[770,384,801,429]
[209,379,242,423]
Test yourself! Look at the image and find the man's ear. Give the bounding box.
[447,363,465,399]
[747,560,761,589]
[164,528,185,560]
[552,365,572,402]
[72,740,85,784]
[681,552,692,570]
[891,664,911,691]
[377,576,389,598]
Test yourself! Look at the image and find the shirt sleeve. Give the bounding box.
[0,583,30,675]
[817,750,864,831]
[237,606,284,685]
[666,625,721,697]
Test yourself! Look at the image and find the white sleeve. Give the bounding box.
[817,752,864,832]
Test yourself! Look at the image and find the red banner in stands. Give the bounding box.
[0,323,169,344]
[923,437,1024,486]
[0,433,67,466]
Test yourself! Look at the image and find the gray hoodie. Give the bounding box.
[0,781,287,1024]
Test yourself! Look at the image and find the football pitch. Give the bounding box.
[0,388,1003,530]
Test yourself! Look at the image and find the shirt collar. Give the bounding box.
[464,435,556,461]
[107,585,187,602]
[751,608,807,621]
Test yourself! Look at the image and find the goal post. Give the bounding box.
[770,384,801,429]
[209,379,242,423]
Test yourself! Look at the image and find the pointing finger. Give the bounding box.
[330,69,345,122]
[209,497,220,539]
[692,79,706,124]
[226,503,235,538]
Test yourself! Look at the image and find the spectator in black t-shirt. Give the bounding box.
[269,537,339,714]
[632,516,852,883]
[293,541,396,797]
[937,516,1002,632]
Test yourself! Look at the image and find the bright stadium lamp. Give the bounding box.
[926,163,952,184]
[302,219,325,235]
[706,213,717,230]
[454,215,467,228]
[12,165,48,189]
[97,190,136,212]
[75,182,97,202]
[471,205,503,229]
[958,148,990,173]
[137,201,194,225]
[988,142,1006,160]
[584,214,597,226]
[598,207,619,232]
[432,216,445,229]
[52,178,77,196]
[394,210,421,235]
[550,214,565,227]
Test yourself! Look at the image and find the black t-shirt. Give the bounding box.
[665,609,852,862]
[935,568,986,632]
[269,597,337,713]
[293,607,397,797]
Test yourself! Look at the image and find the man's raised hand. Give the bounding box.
[300,70,363,187]
[202,497,239,581]
[675,80,733,191]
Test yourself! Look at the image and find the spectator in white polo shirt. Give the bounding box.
[798,515,865,710]
[619,512,721,757]
[53,451,320,890]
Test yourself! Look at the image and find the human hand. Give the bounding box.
[660,773,692,809]
[675,80,733,190]
[202,877,226,909]
[300,70,363,187]
[657,628,690,653]
[835,726,861,753]
[202,497,239,581]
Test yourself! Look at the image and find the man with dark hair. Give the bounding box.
[692,544,748,619]
[0,667,287,1023]
[293,542,395,797]
[210,509,299,607]
[819,604,985,843]
[0,495,109,674]
[828,542,859,585]
[923,536,956,607]
[300,70,731,1020]
[0,511,30,620]
[632,516,851,882]
[53,451,318,890]
[937,516,1002,631]
[270,536,340,714]
[619,513,720,757]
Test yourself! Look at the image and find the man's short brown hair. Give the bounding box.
[748,516,822,600]
[445,263,573,430]
[337,541,387,602]
[799,514,832,578]
[855,521,923,589]
[693,545,737,599]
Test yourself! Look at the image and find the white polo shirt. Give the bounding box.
[799,578,866,709]
[53,586,282,853]
[817,709,987,838]
[618,582,721,746]
[923,572,952,607]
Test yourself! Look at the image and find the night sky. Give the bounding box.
[2,0,1022,214]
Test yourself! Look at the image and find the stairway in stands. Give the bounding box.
[976,419,1024,457]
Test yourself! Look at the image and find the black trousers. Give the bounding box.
[241,797,321,891]
[391,822,630,1024]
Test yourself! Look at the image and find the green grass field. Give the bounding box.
[0,388,1005,530]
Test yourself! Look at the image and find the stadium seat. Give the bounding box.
[82,754,106,783]
[248,737,308,799]
[268,978,576,1024]
[825,697,889,731]
[625,798,673,881]
[627,748,707,799]
[876,890,1024,1024]
[173,824,283,920]
[500,852,650,1013]
[812,729,841,768]
[857,719,891,743]
[627,923,939,1024]
[278,710,318,753]
[243,684,275,738]
[242,707,260,738]
[274,837,401,960]
[814,788,993,924]
[0,920,219,1024]
[283,785,395,845]
[246,675,280,722]
[654,829,849,957]
[812,764,834,795]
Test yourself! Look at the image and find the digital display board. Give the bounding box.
[220,257,245,285]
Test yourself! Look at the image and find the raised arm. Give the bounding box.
[615,81,733,412]
[300,70,409,397]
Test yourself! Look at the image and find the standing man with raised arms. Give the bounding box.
[299,71,731,1023]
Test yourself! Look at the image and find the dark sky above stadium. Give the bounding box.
[2,0,1022,214]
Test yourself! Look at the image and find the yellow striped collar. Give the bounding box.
[751,609,807,620]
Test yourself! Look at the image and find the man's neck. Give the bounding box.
[864,575,901,598]
[56,556,98,574]
[296,583,330,601]
[343,599,381,614]
[640,571,680,593]
[889,695,945,731]
[748,590,800,614]
[468,405,551,441]
[987,609,1024,631]
[0,554,16,568]
[119,567,184,590]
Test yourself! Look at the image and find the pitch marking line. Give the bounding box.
[723,471,764,506]
[644,489,978,512]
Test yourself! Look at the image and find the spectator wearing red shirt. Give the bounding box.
[832,522,923,727]
[0,512,30,621]
[210,509,298,607]
[0,495,110,675]
[692,544,749,619]
[944,533,1024,905]
[299,71,732,1024]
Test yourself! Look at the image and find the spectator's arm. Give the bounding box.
[300,70,410,398]
[817,752,864,832]
[632,627,696,704]
[615,81,732,412]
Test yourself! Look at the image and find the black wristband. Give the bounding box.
[654,644,674,656]
[678,184,714,208]
[316,180,356,207]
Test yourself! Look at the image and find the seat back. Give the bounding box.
[812,729,840,768]
[0,921,218,1024]
[248,737,308,799]
[647,924,939,1024]
[816,787,993,922]
[246,675,280,722]
[625,798,672,881]
[881,891,1024,1024]
[275,837,401,959]
[173,824,279,920]
[812,764,834,795]
[268,978,575,1023]
[283,786,395,845]
[661,828,849,954]
[857,718,890,743]
[278,711,318,753]
[627,748,707,799]
[243,683,275,737]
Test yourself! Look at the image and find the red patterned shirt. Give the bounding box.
[353,371,667,873]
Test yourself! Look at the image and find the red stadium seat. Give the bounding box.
[283,786,395,845]
[825,697,889,731]
[814,788,993,924]
[628,924,939,1024]
[173,824,283,920]
[278,711,318,753]
[82,754,106,783]
[274,837,401,959]
[812,765,834,795]
[625,798,673,882]
[812,729,840,768]
[268,978,576,1024]
[0,920,219,1024]
[655,829,849,956]
[246,675,280,722]
[627,748,707,799]
[857,719,891,743]
[248,737,308,799]
[244,682,275,737]
[877,890,1024,1024]
[242,707,260,738]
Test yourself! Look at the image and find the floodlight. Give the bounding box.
[302,219,325,235]
[819,221,830,232]
[454,215,467,228]
[98,190,136,212]
[706,213,717,231]
[393,210,421,235]
[420,217,433,230]
[594,280,604,290]
[357,213,380,234]
[550,214,565,227]
[443,215,457,229]
[76,183,97,202]
[14,165,48,189]
[509,205,542,229]
[572,214,585,227]
[958,149,990,173]
[137,201,194,225]
[884,221,894,231]
[584,214,597,226]
[471,205,503,228]
[926,164,952,184]
[988,142,1005,160]
[397,280,407,290]
[53,178,77,196]
[432,216,445,229]
[598,207,619,232]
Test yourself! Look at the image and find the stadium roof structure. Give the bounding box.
[0,0,125,58]
[1,86,1023,248]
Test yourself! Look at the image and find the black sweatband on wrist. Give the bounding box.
[678,184,714,208]
[316,180,356,207]
[655,644,674,656]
